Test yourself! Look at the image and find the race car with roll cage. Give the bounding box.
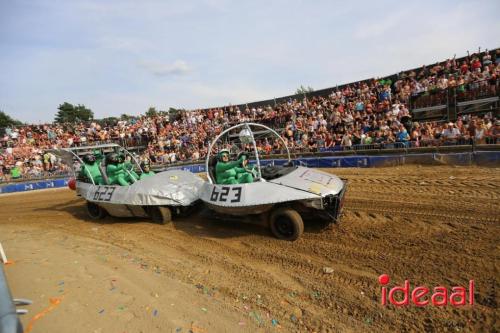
[52,144,204,224]
[199,123,347,241]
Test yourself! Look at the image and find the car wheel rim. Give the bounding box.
[276,216,294,237]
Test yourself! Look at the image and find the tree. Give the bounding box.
[0,110,23,128]
[145,107,158,118]
[295,85,314,95]
[98,117,118,126]
[54,102,94,123]
[120,114,133,121]
[166,107,182,122]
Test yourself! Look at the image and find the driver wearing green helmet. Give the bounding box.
[106,153,137,186]
[79,153,104,184]
[139,161,155,179]
[119,152,140,182]
[215,149,254,185]
[93,149,103,166]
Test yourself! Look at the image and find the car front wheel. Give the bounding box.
[269,207,304,241]
[87,201,107,220]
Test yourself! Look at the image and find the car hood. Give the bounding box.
[269,166,344,196]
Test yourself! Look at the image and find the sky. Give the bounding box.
[0,0,499,123]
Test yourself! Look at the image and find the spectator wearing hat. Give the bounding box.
[442,122,461,144]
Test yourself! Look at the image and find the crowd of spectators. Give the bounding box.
[1,49,499,182]
[394,50,498,100]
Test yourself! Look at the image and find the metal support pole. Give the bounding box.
[0,243,8,264]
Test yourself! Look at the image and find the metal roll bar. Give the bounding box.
[205,123,291,184]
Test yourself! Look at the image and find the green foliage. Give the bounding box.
[166,107,183,121]
[0,110,23,128]
[54,102,94,123]
[99,117,118,126]
[295,85,314,95]
[145,107,158,118]
[120,114,133,121]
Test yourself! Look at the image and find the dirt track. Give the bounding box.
[2,165,499,332]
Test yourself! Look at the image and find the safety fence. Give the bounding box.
[0,178,68,194]
[0,137,148,150]
[157,151,500,173]
[6,141,496,185]
[1,171,73,184]
[1,150,498,195]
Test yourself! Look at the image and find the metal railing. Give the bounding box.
[0,170,72,184]
[150,141,498,167]
[411,78,499,121]
[1,143,498,185]
[2,139,499,184]
[0,137,148,150]
[411,89,449,110]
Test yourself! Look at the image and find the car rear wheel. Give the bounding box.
[87,201,107,220]
[150,206,172,224]
[269,207,304,241]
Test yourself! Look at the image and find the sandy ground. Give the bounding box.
[1,165,499,332]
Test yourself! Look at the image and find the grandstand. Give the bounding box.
[0,48,498,183]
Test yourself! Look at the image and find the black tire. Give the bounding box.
[87,201,107,220]
[269,207,304,241]
[150,206,172,224]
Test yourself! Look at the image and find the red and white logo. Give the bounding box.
[379,274,474,306]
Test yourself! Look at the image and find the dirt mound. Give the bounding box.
[2,165,499,332]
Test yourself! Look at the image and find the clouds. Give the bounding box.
[0,0,499,123]
[138,60,192,77]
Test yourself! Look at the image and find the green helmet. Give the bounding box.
[106,153,119,165]
[93,149,102,159]
[217,149,230,161]
[83,154,96,164]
